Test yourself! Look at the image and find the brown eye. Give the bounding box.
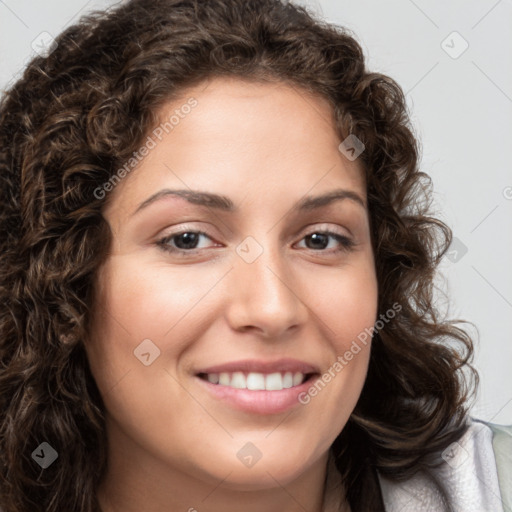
[157,230,216,254]
[296,231,355,253]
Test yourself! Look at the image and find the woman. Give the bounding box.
[0,0,509,511]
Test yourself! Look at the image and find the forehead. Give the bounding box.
[162,76,345,149]
[104,76,367,216]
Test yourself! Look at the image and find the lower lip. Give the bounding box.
[195,375,319,415]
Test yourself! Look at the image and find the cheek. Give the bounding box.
[85,255,222,391]
[298,260,377,420]
[93,254,215,336]
[308,258,378,346]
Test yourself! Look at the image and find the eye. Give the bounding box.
[156,230,217,254]
[295,231,356,253]
[156,227,356,256]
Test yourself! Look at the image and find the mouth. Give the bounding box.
[193,358,321,414]
[196,371,317,391]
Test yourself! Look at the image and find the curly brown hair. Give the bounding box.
[0,0,478,511]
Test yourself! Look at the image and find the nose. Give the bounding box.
[225,243,308,339]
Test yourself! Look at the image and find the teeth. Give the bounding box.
[231,372,246,389]
[247,372,265,390]
[219,373,231,386]
[266,372,284,391]
[207,373,219,384]
[204,371,307,390]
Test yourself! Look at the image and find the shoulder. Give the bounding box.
[377,418,512,512]
[483,419,512,510]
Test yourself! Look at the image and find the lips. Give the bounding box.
[195,358,320,376]
[194,358,321,413]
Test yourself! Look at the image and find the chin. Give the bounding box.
[193,446,319,490]
[215,463,306,491]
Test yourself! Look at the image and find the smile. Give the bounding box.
[194,359,321,414]
[197,371,311,391]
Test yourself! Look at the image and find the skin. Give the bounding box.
[85,76,378,512]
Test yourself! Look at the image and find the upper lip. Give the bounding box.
[195,358,320,375]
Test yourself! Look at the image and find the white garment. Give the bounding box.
[378,420,505,512]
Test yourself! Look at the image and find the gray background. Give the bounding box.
[1,0,511,424]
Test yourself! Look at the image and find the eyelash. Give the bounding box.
[155,228,356,256]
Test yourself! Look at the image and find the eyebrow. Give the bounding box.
[132,187,366,216]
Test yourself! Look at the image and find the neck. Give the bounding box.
[97,418,347,512]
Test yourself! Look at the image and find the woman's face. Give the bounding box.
[86,76,378,491]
